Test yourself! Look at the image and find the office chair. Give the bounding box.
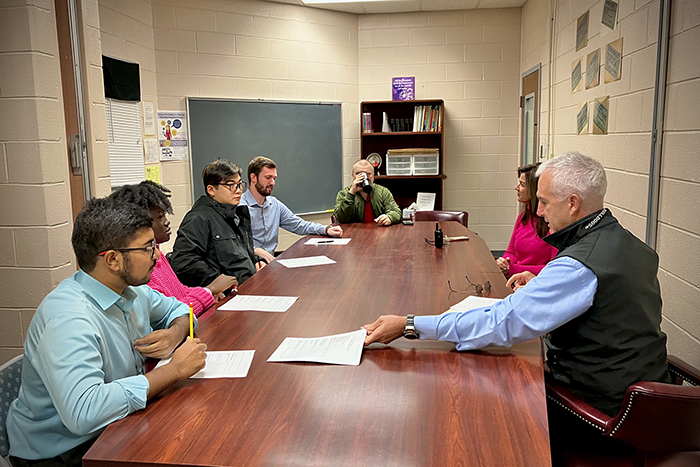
[0,355,23,467]
[414,210,469,228]
[546,355,700,467]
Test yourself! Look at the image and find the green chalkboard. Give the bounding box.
[187,98,343,214]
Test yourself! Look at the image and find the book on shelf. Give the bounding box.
[412,104,442,132]
[362,112,373,133]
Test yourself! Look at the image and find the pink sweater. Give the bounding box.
[148,249,215,317]
[503,212,558,277]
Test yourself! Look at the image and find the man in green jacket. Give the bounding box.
[334,160,402,225]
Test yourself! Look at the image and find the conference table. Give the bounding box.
[84,221,551,467]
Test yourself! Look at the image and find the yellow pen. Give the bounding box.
[189,303,194,339]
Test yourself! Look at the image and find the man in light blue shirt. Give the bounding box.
[6,198,207,467]
[241,156,343,261]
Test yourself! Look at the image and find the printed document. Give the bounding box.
[267,329,366,366]
[219,295,298,312]
[277,255,336,268]
[445,295,502,314]
[305,238,351,245]
[156,350,255,378]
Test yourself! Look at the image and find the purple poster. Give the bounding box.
[392,77,415,101]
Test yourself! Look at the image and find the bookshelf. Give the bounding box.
[360,99,445,210]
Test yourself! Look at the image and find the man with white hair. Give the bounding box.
[362,151,669,418]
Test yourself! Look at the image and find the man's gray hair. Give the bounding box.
[536,152,607,205]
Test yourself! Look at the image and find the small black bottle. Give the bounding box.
[434,223,443,249]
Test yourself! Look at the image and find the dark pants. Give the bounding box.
[9,438,96,467]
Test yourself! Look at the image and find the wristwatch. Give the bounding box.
[403,314,419,340]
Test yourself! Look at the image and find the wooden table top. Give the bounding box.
[84,221,551,467]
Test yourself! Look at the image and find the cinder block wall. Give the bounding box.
[0,1,75,363]
[521,0,700,367]
[359,9,522,251]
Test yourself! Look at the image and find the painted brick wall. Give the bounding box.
[359,9,522,251]
[0,0,75,363]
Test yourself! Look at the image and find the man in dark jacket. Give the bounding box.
[170,160,263,288]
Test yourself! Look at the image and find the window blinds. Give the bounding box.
[106,98,144,188]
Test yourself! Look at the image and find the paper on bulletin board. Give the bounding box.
[158,111,188,161]
[576,11,589,51]
[145,165,161,184]
[593,96,610,135]
[601,0,618,36]
[142,101,156,135]
[577,101,589,135]
[571,58,583,93]
[604,38,623,83]
[586,49,600,89]
[144,138,159,164]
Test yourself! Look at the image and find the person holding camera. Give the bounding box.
[334,159,402,225]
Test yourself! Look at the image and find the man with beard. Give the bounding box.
[6,198,207,467]
[240,156,343,258]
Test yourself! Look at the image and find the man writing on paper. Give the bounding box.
[6,199,207,467]
[334,159,402,226]
[171,159,265,288]
[241,156,343,258]
[362,152,669,420]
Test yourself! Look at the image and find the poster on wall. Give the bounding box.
[144,138,159,164]
[593,96,610,135]
[576,11,589,51]
[392,77,415,101]
[158,111,188,161]
[142,101,156,135]
[571,58,583,93]
[577,101,589,135]
[586,49,600,89]
[601,0,619,32]
[604,38,623,83]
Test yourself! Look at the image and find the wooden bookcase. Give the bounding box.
[360,99,445,210]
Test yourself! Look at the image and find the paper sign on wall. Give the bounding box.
[577,101,589,135]
[144,138,159,164]
[158,111,188,161]
[142,101,155,135]
[571,58,583,93]
[576,11,589,51]
[586,49,600,89]
[604,38,623,83]
[145,165,161,184]
[593,96,610,135]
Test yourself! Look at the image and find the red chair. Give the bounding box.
[546,355,700,467]
[414,210,469,228]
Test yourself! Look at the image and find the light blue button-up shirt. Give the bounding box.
[415,256,598,349]
[6,270,193,460]
[241,190,327,254]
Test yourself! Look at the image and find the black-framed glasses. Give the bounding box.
[447,274,492,296]
[98,239,157,259]
[218,181,247,192]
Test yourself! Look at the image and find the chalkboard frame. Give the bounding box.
[186,98,343,215]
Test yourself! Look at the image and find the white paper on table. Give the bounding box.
[218,295,298,312]
[304,238,352,246]
[416,192,436,211]
[277,255,336,268]
[267,329,366,366]
[444,295,502,314]
[155,350,255,378]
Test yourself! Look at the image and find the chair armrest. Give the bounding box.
[668,355,700,386]
[545,379,613,432]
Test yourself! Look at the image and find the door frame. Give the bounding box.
[521,63,542,166]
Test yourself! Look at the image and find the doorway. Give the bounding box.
[521,65,541,166]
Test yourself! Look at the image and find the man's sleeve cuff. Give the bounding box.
[414,315,439,341]
[115,374,149,413]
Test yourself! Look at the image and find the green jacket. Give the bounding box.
[334,184,402,224]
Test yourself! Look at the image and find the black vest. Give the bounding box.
[544,209,670,416]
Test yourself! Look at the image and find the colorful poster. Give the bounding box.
[158,111,188,161]
[392,77,415,101]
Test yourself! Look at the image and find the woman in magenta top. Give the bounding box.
[496,163,557,278]
[110,181,238,317]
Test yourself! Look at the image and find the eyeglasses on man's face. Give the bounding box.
[218,180,247,192]
[447,274,492,296]
[98,238,157,259]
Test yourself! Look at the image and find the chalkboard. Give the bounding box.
[187,98,343,214]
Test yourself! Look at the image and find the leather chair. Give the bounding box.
[414,210,468,228]
[546,355,700,467]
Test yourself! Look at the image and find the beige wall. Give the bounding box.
[521,0,700,367]
[359,9,522,250]
[0,1,75,363]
